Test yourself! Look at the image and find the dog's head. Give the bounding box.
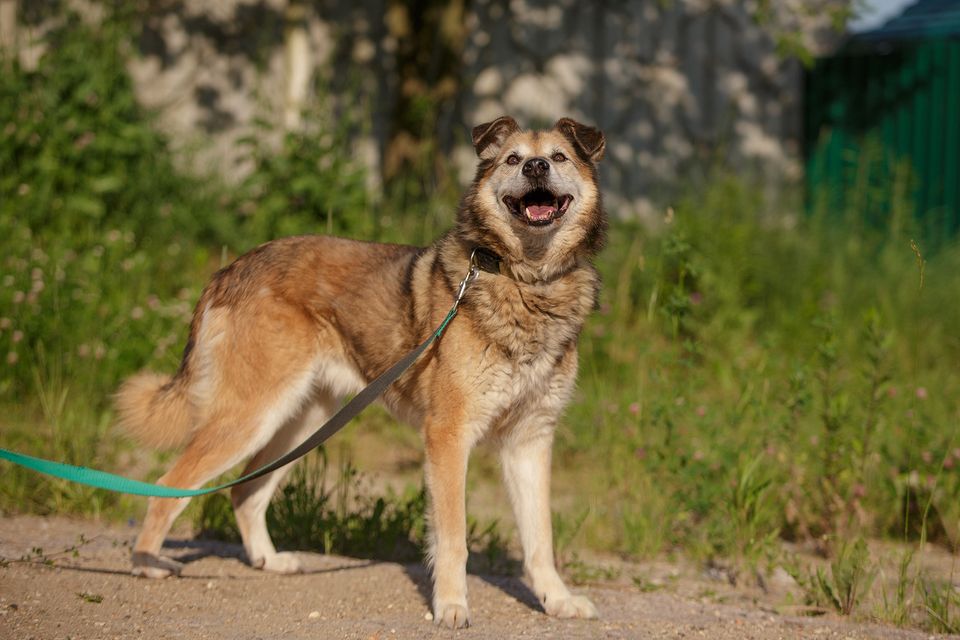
[459,116,606,277]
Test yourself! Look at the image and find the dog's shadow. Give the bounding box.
[160,539,543,613]
[400,552,543,615]
[160,538,377,577]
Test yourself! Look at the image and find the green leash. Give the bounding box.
[0,255,481,499]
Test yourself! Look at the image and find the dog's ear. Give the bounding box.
[472,116,520,160]
[554,117,605,163]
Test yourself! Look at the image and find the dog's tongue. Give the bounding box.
[525,204,556,222]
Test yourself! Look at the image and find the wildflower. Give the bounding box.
[147,295,160,310]
[0,317,9,329]
[945,457,955,470]
[130,307,144,320]
[628,402,640,416]
[12,291,24,304]
[887,386,898,398]
[689,292,703,305]
[30,267,42,281]
[106,229,122,243]
[11,330,23,343]
[74,131,95,150]
[93,344,105,360]
[634,447,647,460]
[852,483,867,498]
[908,470,920,487]
[78,344,90,358]
[5,351,17,365]
[915,387,928,400]
[921,451,933,464]
[692,450,704,462]
[17,183,30,196]
[122,259,135,272]
[695,405,706,417]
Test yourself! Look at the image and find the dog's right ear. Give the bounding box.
[472,116,520,160]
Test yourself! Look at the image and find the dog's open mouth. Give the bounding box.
[502,189,573,227]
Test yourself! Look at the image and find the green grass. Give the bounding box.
[1,11,959,629]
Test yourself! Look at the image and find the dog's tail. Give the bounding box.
[114,372,195,450]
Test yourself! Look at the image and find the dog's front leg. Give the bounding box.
[500,427,598,619]
[424,419,471,629]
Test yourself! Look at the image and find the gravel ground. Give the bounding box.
[0,515,952,640]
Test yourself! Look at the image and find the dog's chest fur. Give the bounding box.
[454,266,598,435]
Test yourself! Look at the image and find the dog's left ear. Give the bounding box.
[554,117,605,163]
[472,116,521,160]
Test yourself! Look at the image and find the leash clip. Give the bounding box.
[454,249,481,306]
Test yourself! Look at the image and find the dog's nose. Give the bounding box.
[522,157,550,178]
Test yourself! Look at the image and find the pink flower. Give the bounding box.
[689,292,703,305]
[696,405,706,417]
[915,387,928,400]
[887,386,898,397]
[628,402,640,416]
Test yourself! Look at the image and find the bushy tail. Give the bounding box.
[114,372,195,450]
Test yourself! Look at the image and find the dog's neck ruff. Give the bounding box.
[471,245,578,286]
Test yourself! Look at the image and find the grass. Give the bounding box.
[1,11,960,632]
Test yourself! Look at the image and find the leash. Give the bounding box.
[0,252,484,499]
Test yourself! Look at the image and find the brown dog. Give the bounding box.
[116,116,606,628]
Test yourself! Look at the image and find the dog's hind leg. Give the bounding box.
[131,367,321,579]
[131,412,265,579]
[231,391,337,574]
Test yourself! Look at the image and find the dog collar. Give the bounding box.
[472,246,505,276]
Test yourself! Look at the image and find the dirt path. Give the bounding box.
[0,515,949,639]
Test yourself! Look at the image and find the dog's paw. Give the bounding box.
[434,602,470,629]
[131,552,183,579]
[544,594,598,619]
[254,551,301,574]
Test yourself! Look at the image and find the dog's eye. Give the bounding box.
[552,152,567,163]
[506,154,521,165]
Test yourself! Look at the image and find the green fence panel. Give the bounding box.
[805,38,960,239]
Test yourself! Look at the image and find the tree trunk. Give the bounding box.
[284,0,312,131]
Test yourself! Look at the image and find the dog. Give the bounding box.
[115,115,606,629]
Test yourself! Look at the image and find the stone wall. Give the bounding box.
[7,0,849,218]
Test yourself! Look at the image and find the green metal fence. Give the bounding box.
[805,38,960,238]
